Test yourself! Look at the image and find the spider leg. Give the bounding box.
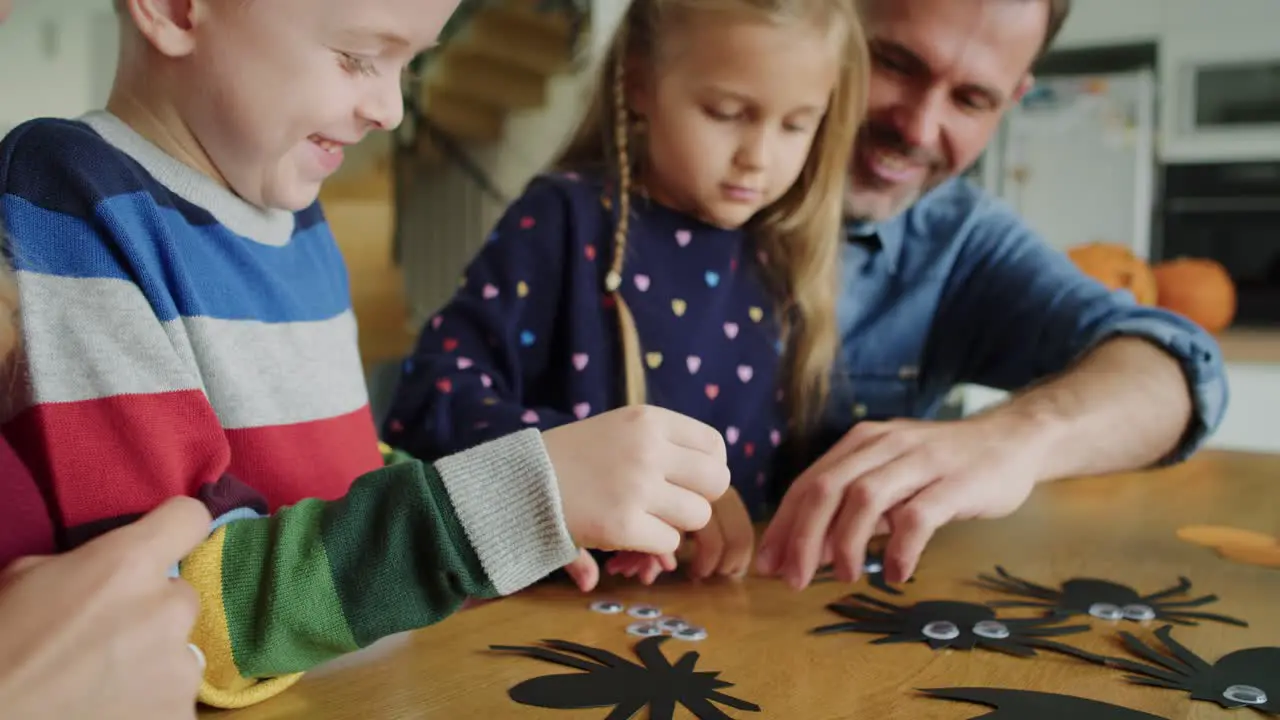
[868,575,905,596]
[1099,633,1193,683]
[1013,622,1092,637]
[810,621,900,635]
[1149,594,1217,609]
[1020,638,1112,664]
[976,638,1036,658]
[826,604,900,623]
[1150,625,1214,674]
[680,695,739,719]
[1158,610,1249,627]
[603,696,649,720]
[630,636,675,672]
[703,689,763,712]
[673,653,699,674]
[847,592,906,612]
[1124,675,1186,691]
[990,566,1063,598]
[541,639,636,668]
[489,644,607,672]
[1139,577,1191,603]
[975,573,1060,602]
[692,691,763,716]
[984,600,1058,609]
[879,634,932,646]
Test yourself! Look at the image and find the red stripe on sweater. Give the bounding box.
[5,392,382,528]
[225,405,383,509]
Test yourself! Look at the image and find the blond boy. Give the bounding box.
[0,0,729,708]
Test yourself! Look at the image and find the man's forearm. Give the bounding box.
[979,336,1194,482]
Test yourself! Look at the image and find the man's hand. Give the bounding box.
[0,496,212,720]
[756,415,1052,590]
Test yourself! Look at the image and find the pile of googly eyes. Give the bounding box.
[588,600,709,642]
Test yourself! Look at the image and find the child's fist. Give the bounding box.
[542,406,730,555]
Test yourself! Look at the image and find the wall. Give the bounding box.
[398,1,627,327]
[0,0,115,135]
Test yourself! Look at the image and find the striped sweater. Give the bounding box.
[0,110,379,538]
[0,112,579,707]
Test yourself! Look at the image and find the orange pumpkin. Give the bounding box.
[1152,257,1237,334]
[1066,242,1158,306]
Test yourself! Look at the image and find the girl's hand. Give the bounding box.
[604,551,677,585]
[542,406,730,557]
[687,487,755,579]
[603,487,755,584]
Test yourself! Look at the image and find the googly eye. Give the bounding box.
[658,617,689,633]
[972,620,1010,639]
[922,621,960,641]
[1088,602,1124,621]
[1223,684,1268,705]
[1121,604,1156,622]
[589,600,624,615]
[672,626,708,641]
[626,621,664,638]
[627,605,662,620]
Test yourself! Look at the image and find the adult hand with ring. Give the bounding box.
[0,497,212,719]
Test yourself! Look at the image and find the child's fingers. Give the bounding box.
[689,519,726,579]
[564,549,600,592]
[714,490,755,578]
[638,557,665,585]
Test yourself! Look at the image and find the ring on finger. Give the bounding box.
[189,643,206,672]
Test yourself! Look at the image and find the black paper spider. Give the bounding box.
[1083,624,1279,715]
[490,636,762,720]
[975,565,1249,627]
[810,592,1101,659]
[813,550,913,595]
[920,687,1169,720]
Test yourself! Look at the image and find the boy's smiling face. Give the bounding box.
[126,0,458,210]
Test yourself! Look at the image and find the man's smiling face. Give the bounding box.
[845,0,1049,222]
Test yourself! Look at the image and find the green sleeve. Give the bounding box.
[181,429,578,709]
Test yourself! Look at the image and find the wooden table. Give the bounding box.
[201,450,1280,719]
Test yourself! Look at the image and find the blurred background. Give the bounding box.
[1,0,1277,452]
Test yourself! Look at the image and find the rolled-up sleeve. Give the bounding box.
[927,203,1228,465]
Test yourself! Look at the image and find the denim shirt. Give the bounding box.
[810,177,1227,470]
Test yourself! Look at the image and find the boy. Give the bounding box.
[0,0,730,709]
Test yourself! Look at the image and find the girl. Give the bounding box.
[384,0,869,583]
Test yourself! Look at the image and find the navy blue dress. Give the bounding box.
[383,171,788,518]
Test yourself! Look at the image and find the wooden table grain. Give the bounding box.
[200,450,1280,719]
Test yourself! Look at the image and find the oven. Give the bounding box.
[1157,161,1280,328]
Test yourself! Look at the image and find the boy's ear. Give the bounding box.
[123,0,199,57]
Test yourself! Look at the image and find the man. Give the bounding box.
[757,0,1226,590]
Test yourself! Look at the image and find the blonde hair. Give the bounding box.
[552,0,868,434]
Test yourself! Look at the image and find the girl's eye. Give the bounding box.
[338,52,378,77]
[705,107,742,122]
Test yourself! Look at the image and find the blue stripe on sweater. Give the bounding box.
[3,193,351,324]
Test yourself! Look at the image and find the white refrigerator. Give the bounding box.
[960,68,1159,417]
[978,68,1158,261]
